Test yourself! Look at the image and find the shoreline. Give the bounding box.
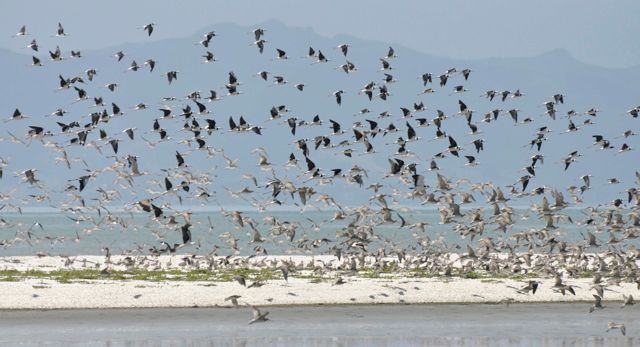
[1,277,634,310]
[0,255,636,310]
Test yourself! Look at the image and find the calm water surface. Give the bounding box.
[0,304,638,346]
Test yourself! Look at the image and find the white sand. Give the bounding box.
[0,255,636,309]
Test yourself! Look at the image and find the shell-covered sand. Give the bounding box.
[0,255,636,309]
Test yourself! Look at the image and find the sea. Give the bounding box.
[0,207,627,257]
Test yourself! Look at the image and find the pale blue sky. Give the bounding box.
[1,0,638,68]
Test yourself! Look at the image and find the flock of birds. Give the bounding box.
[1,22,640,331]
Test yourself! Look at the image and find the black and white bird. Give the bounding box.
[55,22,67,37]
[142,23,155,36]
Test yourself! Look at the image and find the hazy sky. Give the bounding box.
[1,0,638,68]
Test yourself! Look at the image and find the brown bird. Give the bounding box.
[606,322,626,336]
[248,305,270,324]
[224,295,241,308]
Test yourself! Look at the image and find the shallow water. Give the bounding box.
[0,304,637,346]
[0,208,626,256]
